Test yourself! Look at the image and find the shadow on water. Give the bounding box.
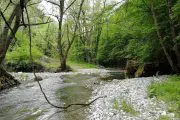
[100,71,125,81]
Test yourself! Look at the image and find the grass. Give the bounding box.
[38,58,100,71]
[113,99,137,116]
[148,75,180,117]
[37,58,60,72]
[113,99,120,110]
[36,57,100,72]
[121,100,138,116]
[159,115,170,120]
[68,61,100,69]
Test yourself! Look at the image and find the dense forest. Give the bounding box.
[0,0,180,119]
[1,0,180,72]
[0,0,179,87]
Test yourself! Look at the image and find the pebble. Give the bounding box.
[86,76,177,120]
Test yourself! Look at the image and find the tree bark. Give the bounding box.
[167,0,180,69]
[0,1,26,64]
[150,0,178,73]
[56,0,84,71]
[0,5,20,64]
[0,66,20,91]
[57,0,65,71]
[0,0,28,90]
[60,56,67,71]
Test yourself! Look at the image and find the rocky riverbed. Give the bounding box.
[87,75,178,120]
[0,69,178,120]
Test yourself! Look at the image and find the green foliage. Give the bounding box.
[6,32,42,61]
[121,100,138,116]
[5,32,43,71]
[2,0,180,70]
[148,75,180,117]
[31,23,58,58]
[96,0,161,66]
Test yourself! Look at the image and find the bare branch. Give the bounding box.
[3,1,12,13]
[66,24,70,45]
[47,14,59,20]
[46,0,60,7]
[65,0,85,56]
[63,0,77,13]
[0,9,18,42]
[27,1,42,7]
[20,21,53,26]
[37,79,106,109]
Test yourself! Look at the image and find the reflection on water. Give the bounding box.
[56,74,93,120]
[100,71,125,81]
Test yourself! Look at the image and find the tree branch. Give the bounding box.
[47,13,59,20]
[46,0,60,7]
[0,9,18,42]
[20,21,53,26]
[63,0,77,13]
[27,1,42,6]
[3,0,13,13]
[37,80,106,109]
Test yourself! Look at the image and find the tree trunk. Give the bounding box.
[0,1,27,90]
[57,0,84,71]
[150,0,178,73]
[60,56,67,71]
[0,4,20,64]
[94,26,102,60]
[173,44,180,69]
[167,0,180,69]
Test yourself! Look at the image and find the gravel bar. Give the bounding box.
[87,76,178,120]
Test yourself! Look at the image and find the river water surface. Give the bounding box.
[0,69,125,120]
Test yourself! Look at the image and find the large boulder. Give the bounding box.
[126,60,172,78]
[125,60,139,78]
[135,62,172,77]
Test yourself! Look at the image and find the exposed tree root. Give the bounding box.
[0,66,20,91]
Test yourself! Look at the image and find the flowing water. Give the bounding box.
[0,69,125,120]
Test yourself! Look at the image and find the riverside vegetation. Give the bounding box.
[0,0,179,120]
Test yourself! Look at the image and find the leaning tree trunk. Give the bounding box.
[0,1,27,90]
[167,0,180,70]
[150,0,178,73]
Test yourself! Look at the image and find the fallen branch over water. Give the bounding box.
[25,1,106,112]
[37,79,106,109]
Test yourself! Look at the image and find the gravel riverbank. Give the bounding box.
[3,69,178,120]
[87,75,178,120]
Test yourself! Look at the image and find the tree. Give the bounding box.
[0,0,52,90]
[70,0,121,63]
[167,0,180,69]
[149,0,180,73]
[47,0,85,71]
[0,0,28,89]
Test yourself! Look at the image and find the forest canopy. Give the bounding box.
[0,0,180,73]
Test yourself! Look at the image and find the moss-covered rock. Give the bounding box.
[125,60,139,78]
[126,60,172,78]
[135,64,144,77]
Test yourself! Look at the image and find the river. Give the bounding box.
[0,69,125,120]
